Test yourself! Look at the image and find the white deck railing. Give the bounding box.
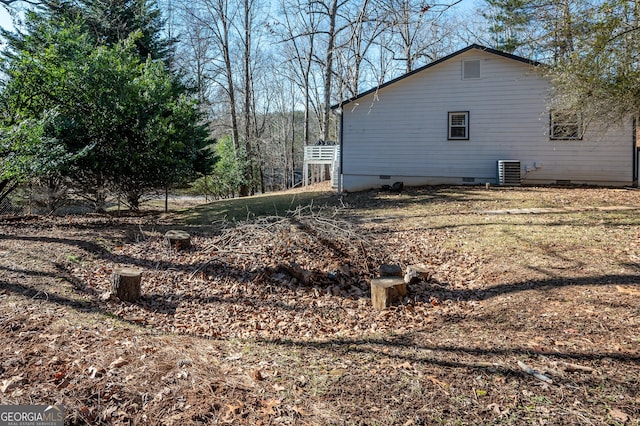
[303,145,340,189]
[304,145,338,164]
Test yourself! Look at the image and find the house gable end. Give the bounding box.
[332,44,541,110]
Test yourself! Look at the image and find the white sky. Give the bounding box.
[0,7,13,31]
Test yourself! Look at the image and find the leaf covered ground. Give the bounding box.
[1,185,639,425]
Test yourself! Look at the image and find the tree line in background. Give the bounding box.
[0,0,639,212]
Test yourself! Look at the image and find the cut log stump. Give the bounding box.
[379,263,403,277]
[371,277,407,310]
[404,264,431,284]
[111,267,142,302]
[165,230,191,251]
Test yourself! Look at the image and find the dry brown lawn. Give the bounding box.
[0,185,639,425]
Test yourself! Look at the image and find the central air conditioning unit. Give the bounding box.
[497,160,521,186]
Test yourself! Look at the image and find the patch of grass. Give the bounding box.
[174,190,338,224]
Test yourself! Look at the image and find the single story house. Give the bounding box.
[332,44,636,192]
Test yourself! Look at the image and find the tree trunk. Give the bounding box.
[215,0,245,197]
[242,0,254,195]
[0,179,18,205]
[402,0,413,73]
[321,0,339,143]
[165,186,169,213]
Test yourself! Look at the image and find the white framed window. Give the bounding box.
[463,59,481,79]
[448,111,469,140]
[550,110,583,140]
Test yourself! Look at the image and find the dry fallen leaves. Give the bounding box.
[259,398,280,416]
[1,375,25,393]
[609,408,629,423]
[250,369,264,382]
[74,209,482,342]
[222,401,245,422]
[109,357,128,369]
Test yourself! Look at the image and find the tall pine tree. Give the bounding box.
[483,0,586,62]
[483,0,532,54]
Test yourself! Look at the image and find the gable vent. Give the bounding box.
[497,160,521,186]
[463,60,481,79]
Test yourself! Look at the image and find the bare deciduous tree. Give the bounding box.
[277,0,322,147]
[178,0,269,196]
[375,0,462,74]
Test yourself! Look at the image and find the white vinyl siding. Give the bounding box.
[340,48,632,191]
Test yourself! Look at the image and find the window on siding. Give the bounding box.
[463,60,481,79]
[550,110,583,140]
[448,111,469,140]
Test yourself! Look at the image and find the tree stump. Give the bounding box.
[379,263,403,277]
[371,277,407,310]
[404,264,431,284]
[165,230,191,251]
[111,267,142,302]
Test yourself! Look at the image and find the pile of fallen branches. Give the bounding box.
[191,204,383,283]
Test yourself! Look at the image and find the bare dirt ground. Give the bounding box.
[0,185,639,425]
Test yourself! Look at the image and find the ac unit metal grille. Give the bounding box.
[498,160,521,186]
